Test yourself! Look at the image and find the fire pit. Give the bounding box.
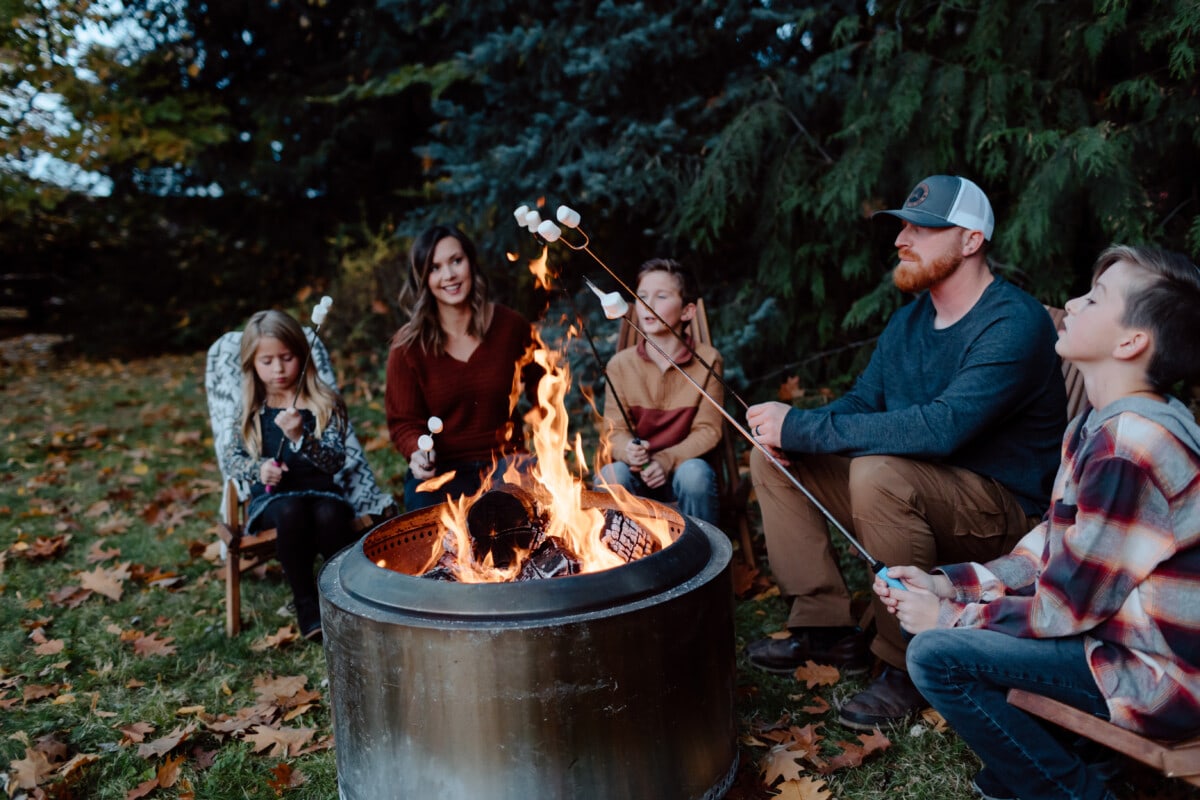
[319,490,736,800]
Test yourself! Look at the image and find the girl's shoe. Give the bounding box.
[295,597,323,643]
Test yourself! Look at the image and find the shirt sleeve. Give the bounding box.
[781,314,1051,458]
[220,425,266,486]
[291,414,347,475]
[385,344,429,457]
[951,455,1176,637]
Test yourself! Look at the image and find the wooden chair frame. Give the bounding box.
[613,298,756,566]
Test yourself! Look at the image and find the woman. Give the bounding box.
[385,225,540,510]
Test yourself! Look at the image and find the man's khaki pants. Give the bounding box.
[749,449,1035,669]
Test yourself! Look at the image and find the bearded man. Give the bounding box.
[743,175,1067,730]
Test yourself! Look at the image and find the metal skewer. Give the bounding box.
[267,297,332,493]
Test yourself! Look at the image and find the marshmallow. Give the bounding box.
[537,220,562,242]
[556,205,581,228]
[418,434,434,452]
[320,296,333,308]
[312,305,329,326]
[601,294,629,319]
[584,278,629,320]
[513,205,530,226]
[524,209,542,232]
[427,416,444,434]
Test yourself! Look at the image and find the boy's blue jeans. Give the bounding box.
[907,627,1117,800]
[598,458,718,525]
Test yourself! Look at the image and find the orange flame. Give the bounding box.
[429,275,672,581]
[528,245,553,291]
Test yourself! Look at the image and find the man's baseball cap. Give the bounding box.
[873,175,995,241]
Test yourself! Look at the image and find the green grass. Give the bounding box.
[0,339,1191,799]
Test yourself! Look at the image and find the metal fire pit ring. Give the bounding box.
[319,491,737,800]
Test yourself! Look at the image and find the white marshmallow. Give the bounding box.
[601,294,629,320]
[556,205,581,228]
[418,434,434,452]
[524,209,542,232]
[320,296,333,308]
[537,220,562,242]
[427,416,444,434]
[513,205,530,226]
[312,305,328,326]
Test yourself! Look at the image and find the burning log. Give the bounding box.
[465,483,548,568]
[600,508,661,562]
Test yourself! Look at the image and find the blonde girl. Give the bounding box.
[221,309,356,641]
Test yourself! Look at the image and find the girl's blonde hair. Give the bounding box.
[239,310,346,458]
[391,225,489,354]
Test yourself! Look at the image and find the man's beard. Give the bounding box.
[892,247,963,293]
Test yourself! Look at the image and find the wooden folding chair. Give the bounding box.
[205,329,396,636]
[613,298,756,566]
[1007,688,1200,786]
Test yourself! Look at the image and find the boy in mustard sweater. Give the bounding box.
[598,259,724,524]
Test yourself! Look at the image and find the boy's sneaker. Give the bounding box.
[971,767,1016,800]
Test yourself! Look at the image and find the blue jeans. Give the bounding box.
[598,458,718,525]
[907,628,1117,800]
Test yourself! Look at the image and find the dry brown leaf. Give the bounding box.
[117,721,156,745]
[267,762,307,792]
[761,743,807,786]
[157,754,186,788]
[87,540,121,563]
[25,535,70,560]
[84,500,112,518]
[96,513,134,535]
[792,661,841,689]
[243,725,316,757]
[126,775,159,799]
[821,739,866,773]
[56,752,100,782]
[856,728,891,756]
[78,562,131,601]
[730,561,760,597]
[33,638,65,656]
[136,722,196,759]
[767,629,793,640]
[774,776,832,800]
[251,626,300,651]
[23,683,60,703]
[800,696,831,715]
[919,707,948,732]
[778,376,806,403]
[10,747,54,789]
[253,675,308,704]
[131,633,177,658]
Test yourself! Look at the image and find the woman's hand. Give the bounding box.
[624,439,649,467]
[639,458,667,488]
[409,448,437,480]
[260,458,288,486]
[274,407,304,444]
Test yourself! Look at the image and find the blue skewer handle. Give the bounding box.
[875,563,906,592]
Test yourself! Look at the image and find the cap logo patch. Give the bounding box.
[904,182,930,208]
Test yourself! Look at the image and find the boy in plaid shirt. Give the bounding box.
[876,244,1200,800]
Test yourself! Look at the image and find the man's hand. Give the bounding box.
[746,401,792,449]
[624,439,649,467]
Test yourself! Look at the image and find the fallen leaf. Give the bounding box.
[800,696,830,715]
[792,661,840,689]
[251,626,299,651]
[23,683,60,703]
[10,747,54,789]
[919,707,948,732]
[33,638,65,656]
[132,633,177,658]
[157,753,186,787]
[761,743,807,785]
[56,752,100,782]
[267,761,307,792]
[774,776,832,800]
[79,562,131,601]
[136,722,196,758]
[117,722,156,744]
[253,675,308,704]
[127,775,159,799]
[243,725,316,757]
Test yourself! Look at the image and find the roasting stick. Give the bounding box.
[515,204,750,414]
[267,296,333,493]
[584,285,905,593]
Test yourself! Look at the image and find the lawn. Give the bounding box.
[0,335,1192,799]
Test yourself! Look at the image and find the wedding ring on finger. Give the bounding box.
[754,425,761,437]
